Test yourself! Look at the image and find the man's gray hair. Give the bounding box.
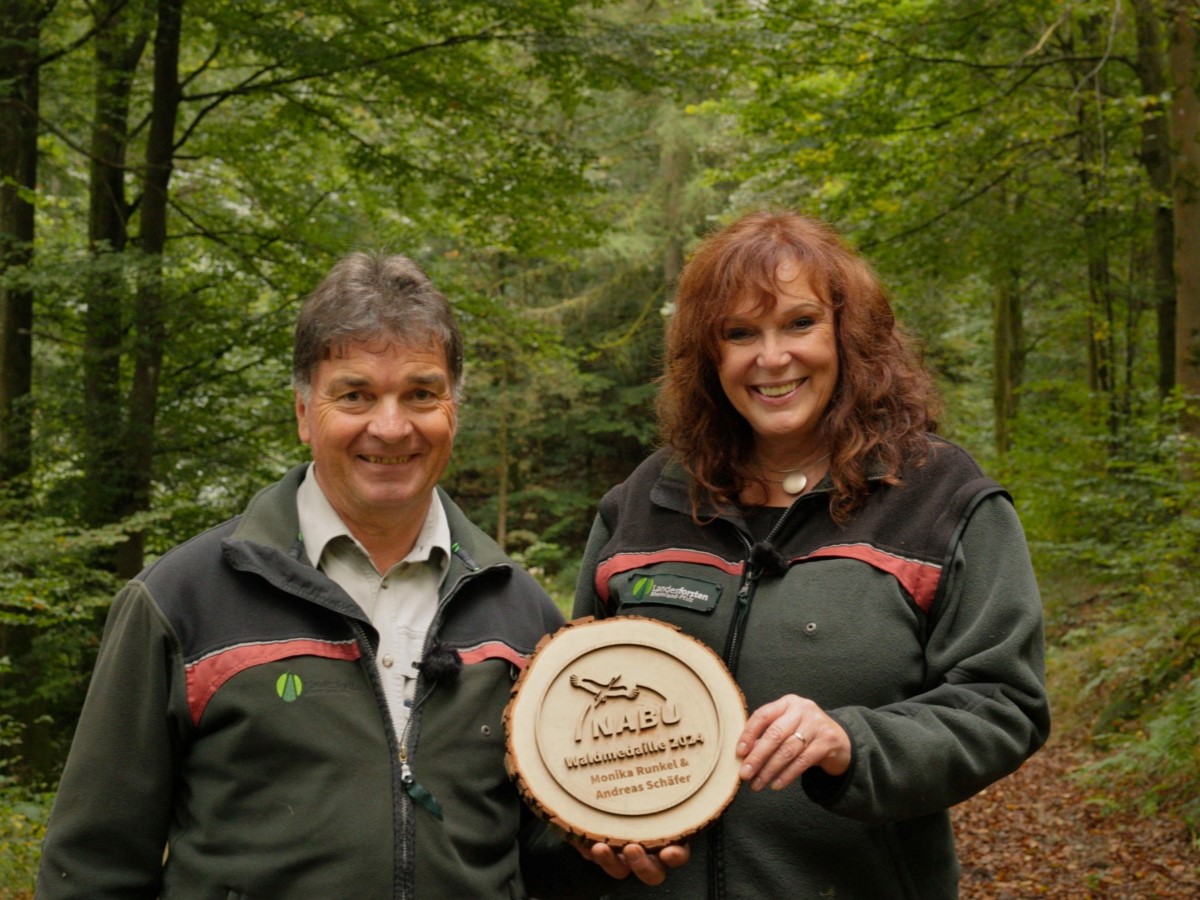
[292,252,464,398]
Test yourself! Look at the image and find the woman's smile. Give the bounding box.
[754,378,806,399]
[717,260,838,457]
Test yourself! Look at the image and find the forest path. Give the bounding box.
[953,736,1200,898]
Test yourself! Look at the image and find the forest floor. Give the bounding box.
[953,735,1200,898]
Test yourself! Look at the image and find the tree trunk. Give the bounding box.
[119,0,183,578]
[0,0,43,485]
[0,0,54,778]
[82,0,149,532]
[1169,2,1200,438]
[1073,13,1120,442]
[992,266,1023,457]
[1133,0,1180,398]
[496,399,509,551]
[659,108,690,291]
[989,189,1027,458]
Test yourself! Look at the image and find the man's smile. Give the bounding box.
[362,453,417,465]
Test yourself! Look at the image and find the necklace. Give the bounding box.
[781,470,810,495]
[754,453,830,496]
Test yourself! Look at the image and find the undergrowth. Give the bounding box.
[1045,564,1200,832]
[1015,401,1200,837]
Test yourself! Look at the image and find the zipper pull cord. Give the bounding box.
[399,747,444,820]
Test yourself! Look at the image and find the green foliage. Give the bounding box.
[1023,399,1200,832]
[0,779,45,898]
[1080,675,1200,829]
[1057,573,1200,832]
[0,491,130,786]
[707,2,1197,832]
[3,4,1199,887]
[1007,392,1196,564]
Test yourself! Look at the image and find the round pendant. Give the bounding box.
[781,471,808,494]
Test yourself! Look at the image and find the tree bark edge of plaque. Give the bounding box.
[504,615,746,850]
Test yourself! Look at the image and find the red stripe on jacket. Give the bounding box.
[185,638,360,725]
[795,544,942,613]
[594,544,940,614]
[457,641,530,670]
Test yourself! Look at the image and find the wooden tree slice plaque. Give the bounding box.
[504,615,747,849]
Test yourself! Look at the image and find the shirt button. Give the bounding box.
[382,655,395,668]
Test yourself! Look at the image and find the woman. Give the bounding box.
[574,210,1050,897]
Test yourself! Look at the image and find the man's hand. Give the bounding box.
[577,841,690,885]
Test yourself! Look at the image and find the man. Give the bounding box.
[37,253,604,898]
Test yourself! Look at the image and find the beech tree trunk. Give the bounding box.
[0,0,52,779]
[993,266,1023,457]
[119,0,184,578]
[82,0,149,536]
[1169,2,1200,439]
[659,108,690,291]
[1132,0,1179,398]
[0,0,42,485]
[1073,12,1120,441]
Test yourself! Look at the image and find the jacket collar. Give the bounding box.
[232,463,308,551]
[230,463,513,585]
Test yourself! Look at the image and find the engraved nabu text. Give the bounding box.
[589,702,681,740]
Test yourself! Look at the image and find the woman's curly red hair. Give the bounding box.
[656,210,941,521]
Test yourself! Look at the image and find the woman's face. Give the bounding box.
[716,259,838,459]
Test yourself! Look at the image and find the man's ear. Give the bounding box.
[295,389,311,445]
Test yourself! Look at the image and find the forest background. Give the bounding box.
[2,0,1199,889]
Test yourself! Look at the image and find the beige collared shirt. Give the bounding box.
[296,464,450,740]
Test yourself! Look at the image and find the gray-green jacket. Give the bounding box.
[574,439,1051,899]
[38,465,585,899]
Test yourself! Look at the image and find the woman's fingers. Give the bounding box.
[736,693,851,790]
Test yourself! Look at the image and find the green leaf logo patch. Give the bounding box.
[632,576,655,600]
[276,672,303,702]
[622,571,721,613]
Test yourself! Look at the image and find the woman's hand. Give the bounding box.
[736,693,851,791]
[577,841,690,885]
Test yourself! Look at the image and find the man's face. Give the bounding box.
[295,337,457,536]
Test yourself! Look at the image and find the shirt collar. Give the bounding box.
[296,463,451,574]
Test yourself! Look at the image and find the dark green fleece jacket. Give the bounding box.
[574,439,1050,899]
[37,465,588,900]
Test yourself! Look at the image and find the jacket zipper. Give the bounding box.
[392,559,508,900]
[714,473,880,677]
[722,503,797,676]
[722,529,756,676]
[343,615,415,900]
[711,498,808,900]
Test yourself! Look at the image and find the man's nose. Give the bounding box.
[367,399,413,440]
